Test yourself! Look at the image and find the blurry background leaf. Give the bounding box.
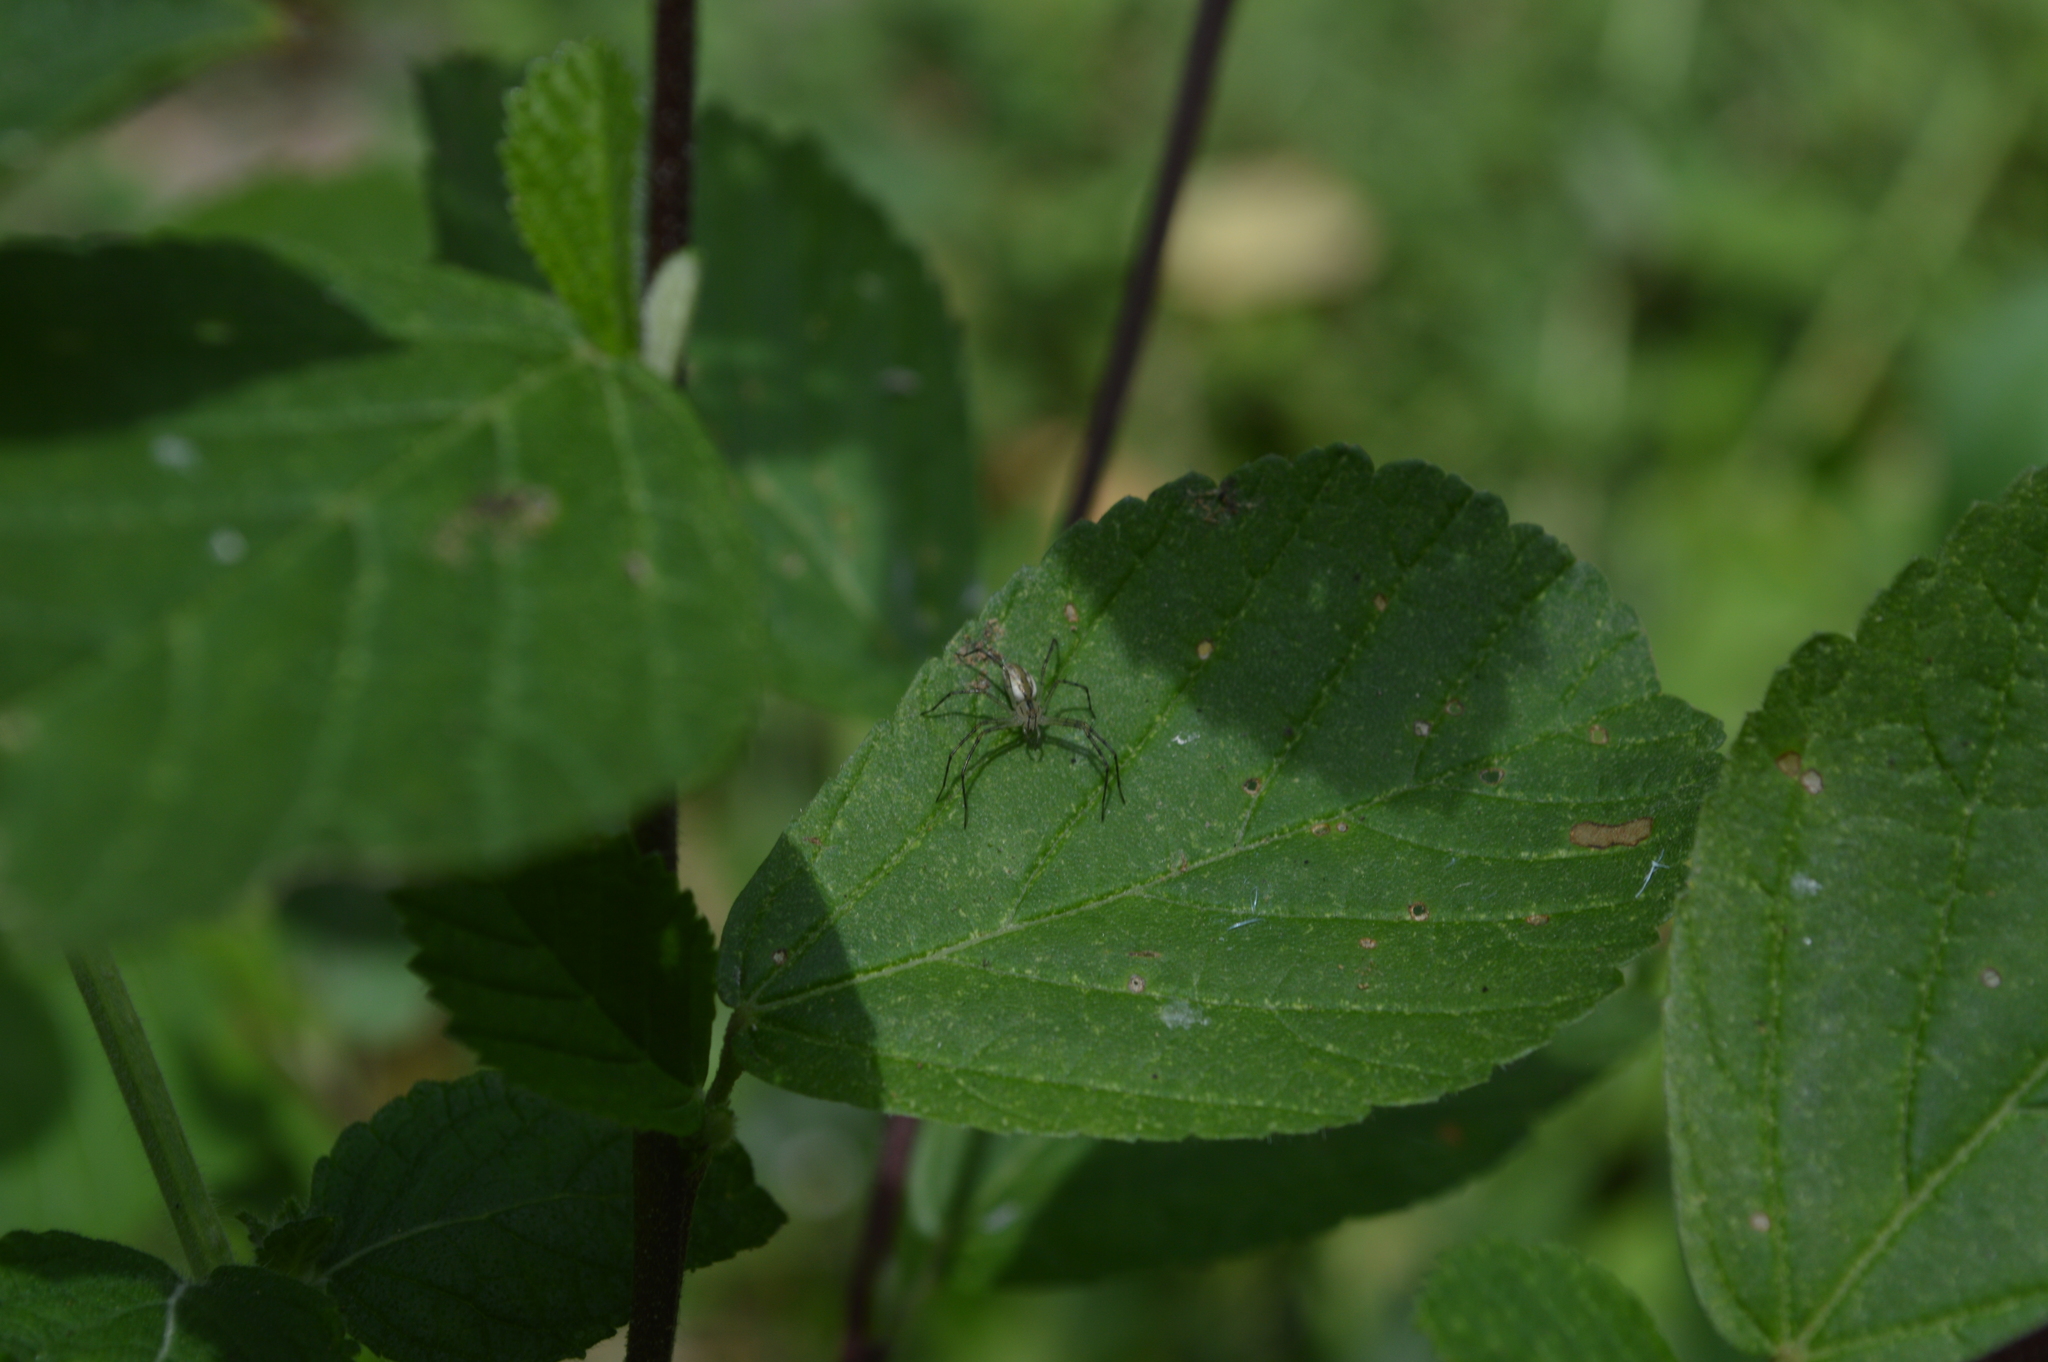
[0,944,68,1158]
[394,836,718,1135]
[1416,1239,1678,1362]
[722,448,1722,1138]
[0,1230,349,1362]
[501,39,640,356]
[1667,469,2048,1362]
[177,166,434,269]
[0,0,279,185]
[693,107,979,716]
[310,1072,631,1362]
[0,241,762,940]
[417,53,544,289]
[930,981,1659,1287]
[1921,272,2048,527]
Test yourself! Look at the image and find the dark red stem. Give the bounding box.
[646,0,698,274]
[838,1116,923,1362]
[1062,0,1239,528]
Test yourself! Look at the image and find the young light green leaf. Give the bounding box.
[393,835,718,1135]
[0,0,278,181]
[935,983,1656,1286]
[416,54,545,289]
[693,108,979,716]
[720,448,1722,1139]
[0,1230,350,1362]
[1416,1239,1678,1362]
[310,1073,632,1362]
[1667,468,2048,1362]
[501,40,641,356]
[0,241,763,940]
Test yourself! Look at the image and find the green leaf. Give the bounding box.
[688,1142,788,1271]
[0,1230,350,1362]
[0,943,68,1157]
[177,167,435,270]
[693,107,979,715]
[501,40,641,357]
[720,448,1722,1138]
[0,240,763,940]
[393,835,718,1135]
[416,54,545,288]
[310,1072,632,1362]
[0,0,278,179]
[1667,468,2048,1362]
[1415,1239,1678,1362]
[936,983,1656,1286]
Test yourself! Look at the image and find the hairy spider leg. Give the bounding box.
[948,726,1030,826]
[1046,714,1125,817]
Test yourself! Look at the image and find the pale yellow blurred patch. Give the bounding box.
[1163,156,1380,315]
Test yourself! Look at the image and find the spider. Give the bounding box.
[923,636,1125,826]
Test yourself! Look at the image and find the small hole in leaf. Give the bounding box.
[1243,777,1263,795]
[1128,975,1146,994]
[1480,768,1503,785]
[1407,902,1428,921]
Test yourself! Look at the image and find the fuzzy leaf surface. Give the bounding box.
[0,240,761,939]
[310,1073,632,1362]
[1415,1239,1678,1362]
[0,1230,349,1362]
[394,835,718,1135]
[693,108,978,715]
[936,983,1655,1285]
[501,40,640,356]
[720,447,1722,1139]
[1667,468,2048,1362]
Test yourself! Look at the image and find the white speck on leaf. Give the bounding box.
[1749,1212,1771,1232]
[208,528,247,565]
[1790,873,1821,897]
[1172,732,1199,745]
[1634,853,1669,899]
[1158,1000,1209,1029]
[1982,968,2002,988]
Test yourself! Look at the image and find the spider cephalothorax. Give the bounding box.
[922,636,1124,826]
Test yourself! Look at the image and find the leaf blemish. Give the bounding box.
[1243,777,1263,795]
[1800,769,1824,795]
[1128,975,1146,994]
[1312,822,1329,835]
[771,949,788,966]
[1413,721,1431,737]
[1749,1213,1771,1232]
[1158,1000,1208,1029]
[1588,723,1609,744]
[1129,949,1161,959]
[1359,937,1377,949]
[1407,902,1429,920]
[1525,913,1550,926]
[1982,968,2002,988]
[1480,767,1503,785]
[1197,639,1214,660]
[1064,601,1080,626]
[1568,817,1654,849]
[1373,593,1389,612]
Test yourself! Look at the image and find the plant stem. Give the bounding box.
[624,4,700,1357]
[1062,0,1239,529]
[646,0,698,276]
[839,1115,922,1362]
[66,948,234,1278]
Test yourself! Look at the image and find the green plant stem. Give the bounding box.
[66,948,234,1278]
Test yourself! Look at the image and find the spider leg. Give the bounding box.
[1048,716,1125,818]
[957,732,1027,826]
[921,683,992,719]
[939,718,1007,803]
[1049,675,1097,720]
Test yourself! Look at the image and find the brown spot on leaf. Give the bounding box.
[1129,949,1162,959]
[1064,601,1080,625]
[803,835,823,848]
[1243,777,1263,795]
[1525,913,1550,926]
[1127,975,1146,994]
[1569,817,1654,849]
[1359,937,1377,949]
[1407,902,1429,920]
[1312,822,1329,836]
[1588,723,1609,744]
[1373,593,1389,612]
[1776,751,1804,779]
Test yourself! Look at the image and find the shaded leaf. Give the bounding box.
[311,1073,631,1362]
[394,835,718,1135]
[1415,1239,1677,1362]
[720,448,1722,1138]
[177,167,435,270]
[0,240,762,940]
[0,943,67,1157]
[688,1142,787,1270]
[0,0,278,179]
[694,108,978,715]
[415,54,544,288]
[936,982,1657,1286]
[0,1230,349,1362]
[502,40,641,356]
[1667,468,2048,1362]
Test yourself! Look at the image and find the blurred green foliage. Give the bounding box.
[6,1,2048,1358]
